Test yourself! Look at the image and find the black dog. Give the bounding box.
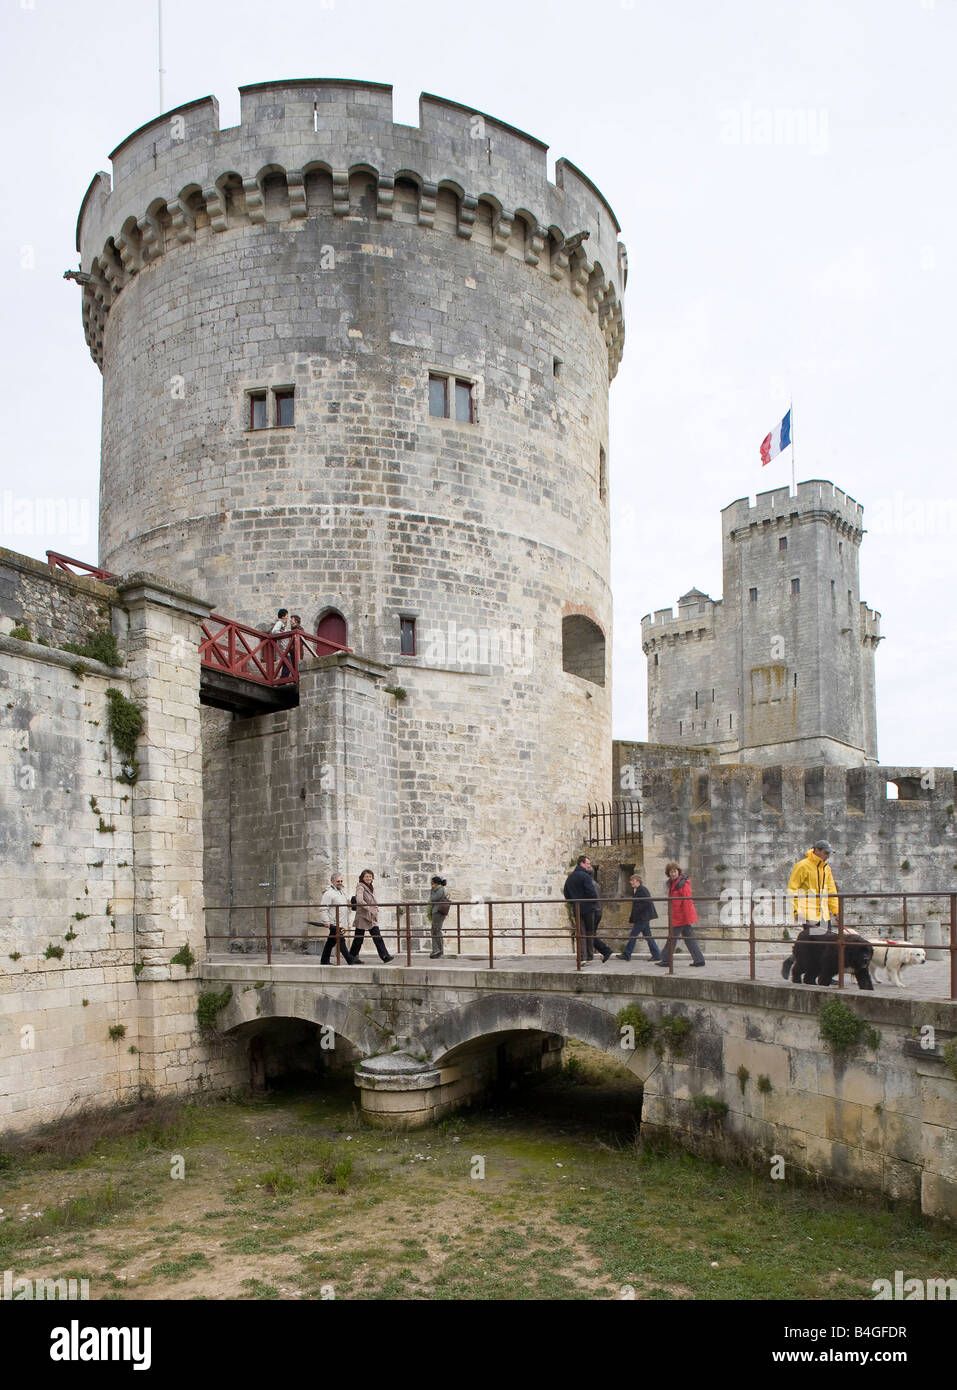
[781,930,874,990]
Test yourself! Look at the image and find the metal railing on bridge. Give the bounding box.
[198,615,350,685]
[205,889,957,996]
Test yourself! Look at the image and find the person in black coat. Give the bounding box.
[562,856,612,963]
[619,873,662,962]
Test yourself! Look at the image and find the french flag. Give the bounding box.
[760,409,792,466]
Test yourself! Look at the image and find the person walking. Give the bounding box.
[562,855,612,963]
[656,861,705,967]
[427,875,451,958]
[348,870,394,963]
[619,873,662,962]
[308,873,355,964]
[784,840,840,984]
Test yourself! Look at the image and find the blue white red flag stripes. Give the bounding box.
[760,409,792,466]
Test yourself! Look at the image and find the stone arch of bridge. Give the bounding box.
[413,993,655,1083]
[218,983,383,1059]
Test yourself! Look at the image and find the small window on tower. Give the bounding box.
[749,587,758,603]
[791,577,800,596]
[454,379,473,423]
[779,536,788,552]
[429,375,447,418]
[249,392,267,430]
[654,653,659,666]
[275,389,295,427]
[399,616,417,656]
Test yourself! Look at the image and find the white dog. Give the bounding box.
[866,939,926,988]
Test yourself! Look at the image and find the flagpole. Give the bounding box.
[790,397,795,496]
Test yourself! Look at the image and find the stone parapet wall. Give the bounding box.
[0,549,117,652]
[616,744,956,918]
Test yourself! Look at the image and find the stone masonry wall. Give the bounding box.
[616,742,957,936]
[0,563,246,1134]
[0,549,116,651]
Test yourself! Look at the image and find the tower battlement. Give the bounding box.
[76,80,626,373]
[722,479,865,543]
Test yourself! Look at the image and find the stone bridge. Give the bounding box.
[200,957,957,1220]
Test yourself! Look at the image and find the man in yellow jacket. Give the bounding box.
[784,840,839,983]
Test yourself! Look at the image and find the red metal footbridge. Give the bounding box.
[47,551,351,712]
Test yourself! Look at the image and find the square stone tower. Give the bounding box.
[642,480,881,767]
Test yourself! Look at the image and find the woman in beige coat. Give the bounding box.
[348,870,395,963]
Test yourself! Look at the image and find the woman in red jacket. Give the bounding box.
[656,861,706,968]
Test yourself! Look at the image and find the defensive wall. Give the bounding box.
[614,740,956,923]
[0,552,244,1132]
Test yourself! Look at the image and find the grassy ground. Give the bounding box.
[0,1044,953,1301]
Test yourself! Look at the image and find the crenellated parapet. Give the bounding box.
[75,80,627,376]
[722,479,865,546]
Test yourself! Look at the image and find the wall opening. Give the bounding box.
[561,615,605,686]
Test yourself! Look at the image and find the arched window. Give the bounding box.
[562,615,605,686]
[315,609,348,649]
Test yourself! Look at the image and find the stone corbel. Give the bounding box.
[242,176,266,225]
[100,255,125,297]
[526,224,545,266]
[114,232,141,275]
[286,169,307,219]
[203,183,228,233]
[332,170,350,216]
[376,174,395,220]
[491,209,514,253]
[418,181,437,228]
[168,198,196,245]
[457,193,477,239]
[569,248,591,299]
[136,212,162,263]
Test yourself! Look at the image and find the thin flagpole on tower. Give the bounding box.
[790,398,795,495]
[158,0,165,114]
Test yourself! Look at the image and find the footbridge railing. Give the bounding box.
[204,890,957,996]
[45,551,351,684]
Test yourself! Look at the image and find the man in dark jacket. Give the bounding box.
[619,873,662,962]
[562,856,612,963]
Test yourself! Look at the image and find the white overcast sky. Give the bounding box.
[2,0,954,768]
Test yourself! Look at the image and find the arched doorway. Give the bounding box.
[315,608,347,648]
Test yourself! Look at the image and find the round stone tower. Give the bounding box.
[76,80,626,909]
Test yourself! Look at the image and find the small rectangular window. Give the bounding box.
[399,617,417,656]
[454,379,473,423]
[275,390,295,427]
[848,589,853,614]
[794,672,798,687]
[779,536,788,552]
[429,375,447,418]
[791,577,800,596]
[749,587,758,603]
[249,393,267,430]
